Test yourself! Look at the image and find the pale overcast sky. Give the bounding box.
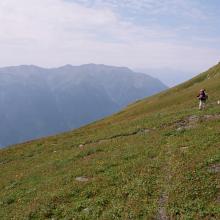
[0,0,219,73]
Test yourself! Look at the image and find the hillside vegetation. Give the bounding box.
[0,63,220,219]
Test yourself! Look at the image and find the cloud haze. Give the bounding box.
[0,0,219,72]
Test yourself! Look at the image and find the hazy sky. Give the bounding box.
[0,0,219,73]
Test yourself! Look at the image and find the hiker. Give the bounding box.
[197,89,208,110]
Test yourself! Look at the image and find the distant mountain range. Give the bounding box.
[0,64,167,147]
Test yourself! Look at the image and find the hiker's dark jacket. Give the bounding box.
[197,91,207,101]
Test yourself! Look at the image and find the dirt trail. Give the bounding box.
[158,147,177,220]
[157,113,220,219]
[78,128,151,147]
[157,192,169,220]
[79,114,220,148]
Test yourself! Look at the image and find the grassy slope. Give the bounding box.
[0,63,220,220]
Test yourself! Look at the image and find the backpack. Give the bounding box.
[200,91,207,101]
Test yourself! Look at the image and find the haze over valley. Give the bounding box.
[0,64,167,147]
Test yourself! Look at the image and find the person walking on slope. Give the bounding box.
[197,89,208,110]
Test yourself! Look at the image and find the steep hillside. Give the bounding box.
[0,63,220,219]
[0,64,167,147]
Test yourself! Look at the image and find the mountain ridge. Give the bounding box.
[0,64,167,147]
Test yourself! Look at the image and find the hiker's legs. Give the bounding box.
[199,100,206,110]
[199,100,202,109]
[202,101,206,109]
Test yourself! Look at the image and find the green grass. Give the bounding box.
[0,63,220,219]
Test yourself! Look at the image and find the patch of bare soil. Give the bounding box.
[75,176,90,182]
[157,193,169,220]
[176,114,220,131]
[208,164,220,173]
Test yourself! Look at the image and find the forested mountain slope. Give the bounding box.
[0,64,166,147]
